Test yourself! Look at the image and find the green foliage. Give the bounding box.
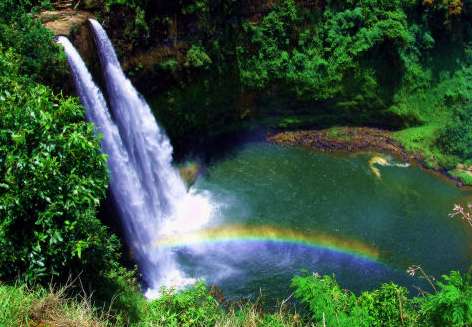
[182,0,210,15]
[390,60,472,173]
[142,282,223,327]
[185,45,213,68]
[292,274,370,326]
[418,271,472,326]
[438,102,472,163]
[292,274,420,326]
[237,0,418,108]
[450,169,472,185]
[0,2,67,87]
[0,284,34,326]
[1,271,472,326]
[0,47,121,287]
[358,283,417,326]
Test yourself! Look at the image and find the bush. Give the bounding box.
[0,3,67,88]
[418,271,472,326]
[292,274,370,326]
[0,47,121,287]
[358,283,417,326]
[143,282,223,327]
[292,274,420,326]
[432,64,472,164]
[438,105,472,162]
[185,45,213,69]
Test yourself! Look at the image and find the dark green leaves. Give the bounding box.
[0,47,120,287]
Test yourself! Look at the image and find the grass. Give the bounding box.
[450,169,472,185]
[0,284,108,327]
[391,80,453,167]
[0,282,304,327]
[326,127,353,142]
[393,124,446,168]
[389,66,472,180]
[213,305,303,327]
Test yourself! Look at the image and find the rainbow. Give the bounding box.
[155,225,381,263]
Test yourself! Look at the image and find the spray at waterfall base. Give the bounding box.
[58,20,215,298]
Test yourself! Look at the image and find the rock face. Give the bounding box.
[39,10,92,37]
[39,9,98,74]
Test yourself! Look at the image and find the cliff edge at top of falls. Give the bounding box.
[39,8,99,77]
[39,9,93,37]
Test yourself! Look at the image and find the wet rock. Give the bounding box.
[179,162,201,188]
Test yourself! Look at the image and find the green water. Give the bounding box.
[175,143,472,300]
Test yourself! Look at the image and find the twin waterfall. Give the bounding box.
[58,20,213,298]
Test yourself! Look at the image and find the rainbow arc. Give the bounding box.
[156,225,381,263]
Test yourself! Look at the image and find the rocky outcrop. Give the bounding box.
[268,127,471,187]
[268,128,411,160]
[39,10,92,37]
[39,9,98,72]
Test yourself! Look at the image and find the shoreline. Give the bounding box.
[267,127,470,189]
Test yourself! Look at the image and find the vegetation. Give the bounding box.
[0,47,122,286]
[2,0,472,326]
[0,0,128,308]
[0,283,109,326]
[2,270,472,326]
[233,0,472,181]
[90,0,472,182]
[238,0,415,105]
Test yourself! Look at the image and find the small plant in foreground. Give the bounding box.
[450,203,472,227]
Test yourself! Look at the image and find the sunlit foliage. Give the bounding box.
[0,47,122,286]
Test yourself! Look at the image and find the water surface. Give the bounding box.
[168,143,472,300]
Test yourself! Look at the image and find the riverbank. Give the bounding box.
[268,127,472,188]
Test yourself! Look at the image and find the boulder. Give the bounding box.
[179,162,201,188]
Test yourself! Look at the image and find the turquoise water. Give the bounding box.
[173,143,472,300]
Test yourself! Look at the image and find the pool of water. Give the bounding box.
[165,143,472,300]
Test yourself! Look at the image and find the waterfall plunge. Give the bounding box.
[58,23,213,299]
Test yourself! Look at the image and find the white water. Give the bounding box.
[58,24,213,298]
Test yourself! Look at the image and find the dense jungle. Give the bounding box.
[2,0,472,326]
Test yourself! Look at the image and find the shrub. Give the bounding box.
[438,104,472,162]
[418,271,472,326]
[0,47,121,287]
[185,45,213,69]
[0,3,67,88]
[292,274,419,326]
[143,282,223,327]
[358,283,417,326]
[292,274,370,327]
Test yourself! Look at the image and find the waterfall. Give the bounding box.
[89,19,186,222]
[58,24,213,299]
